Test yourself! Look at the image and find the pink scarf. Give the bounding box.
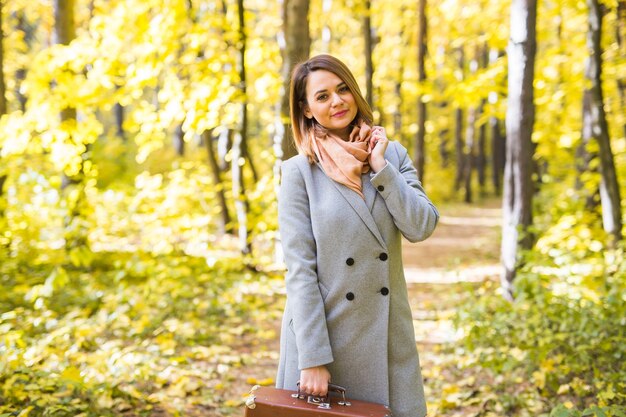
[310,121,372,198]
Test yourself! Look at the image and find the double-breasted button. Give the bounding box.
[380,287,389,296]
[346,292,355,301]
[346,258,355,266]
[379,252,388,261]
[377,185,385,192]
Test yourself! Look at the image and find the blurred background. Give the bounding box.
[0,0,624,416]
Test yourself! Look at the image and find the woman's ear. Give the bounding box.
[303,104,313,119]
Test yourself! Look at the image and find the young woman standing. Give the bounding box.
[276,54,439,417]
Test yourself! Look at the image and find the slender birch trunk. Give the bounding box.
[501,0,537,300]
[584,0,622,245]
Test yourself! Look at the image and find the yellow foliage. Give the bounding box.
[60,366,84,386]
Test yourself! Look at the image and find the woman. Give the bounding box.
[276,54,439,417]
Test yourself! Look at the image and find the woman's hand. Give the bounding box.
[299,365,331,397]
[369,126,389,173]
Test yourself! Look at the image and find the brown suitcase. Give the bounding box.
[244,384,392,417]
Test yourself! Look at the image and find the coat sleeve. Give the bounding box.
[370,141,439,242]
[278,159,334,370]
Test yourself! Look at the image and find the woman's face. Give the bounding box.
[303,70,358,139]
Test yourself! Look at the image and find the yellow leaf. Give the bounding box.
[258,378,274,386]
[540,358,555,372]
[557,384,570,395]
[441,384,460,395]
[61,366,84,385]
[17,406,34,417]
[532,370,546,389]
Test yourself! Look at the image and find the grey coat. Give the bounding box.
[276,141,439,417]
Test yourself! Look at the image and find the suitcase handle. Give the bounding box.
[295,381,352,407]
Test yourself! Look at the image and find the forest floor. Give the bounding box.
[215,198,503,417]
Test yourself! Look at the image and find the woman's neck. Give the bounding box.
[329,127,351,141]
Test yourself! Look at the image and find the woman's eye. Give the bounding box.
[339,86,349,93]
[316,94,328,101]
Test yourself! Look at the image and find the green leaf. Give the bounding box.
[552,404,574,417]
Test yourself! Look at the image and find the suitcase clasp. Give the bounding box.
[245,385,260,409]
[307,395,331,409]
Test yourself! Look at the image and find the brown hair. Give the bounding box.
[289,54,373,162]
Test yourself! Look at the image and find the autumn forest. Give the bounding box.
[0,0,625,416]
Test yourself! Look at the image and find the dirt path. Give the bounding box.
[222,199,502,416]
[403,199,501,273]
[404,199,502,414]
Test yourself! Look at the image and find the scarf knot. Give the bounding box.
[311,120,372,198]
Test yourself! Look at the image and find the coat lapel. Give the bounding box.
[317,163,387,249]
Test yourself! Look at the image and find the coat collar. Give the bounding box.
[316,162,387,249]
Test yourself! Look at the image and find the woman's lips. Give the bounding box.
[332,110,348,118]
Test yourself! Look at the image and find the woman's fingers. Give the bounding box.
[300,366,331,396]
[372,126,387,139]
[368,127,389,172]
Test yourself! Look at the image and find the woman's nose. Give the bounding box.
[331,92,344,106]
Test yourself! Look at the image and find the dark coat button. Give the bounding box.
[377,185,385,192]
[379,253,388,261]
[346,292,355,301]
[380,287,389,296]
[346,258,354,266]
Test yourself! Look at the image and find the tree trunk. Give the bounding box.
[15,12,32,112]
[232,131,251,254]
[454,47,465,192]
[415,0,427,182]
[584,0,622,245]
[616,1,626,140]
[576,95,599,211]
[363,0,374,108]
[477,102,486,196]
[203,129,233,235]
[54,0,76,46]
[277,0,311,162]
[501,0,537,300]
[0,0,6,117]
[489,48,505,196]
[454,107,465,192]
[392,6,407,142]
[235,0,258,183]
[490,116,505,195]
[436,44,450,168]
[476,45,488,196]
[174,123,185,156]
[574,1,602,210]
[0,174,6,220]
[463,47,480,203]
[236,0,252,254]
[464,106,476,204]
[393,63,403,142]
[0,0,6,215]
[15,69,27,112]
[114,101,125,140]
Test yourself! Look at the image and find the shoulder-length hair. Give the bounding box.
[289,54,373,162]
